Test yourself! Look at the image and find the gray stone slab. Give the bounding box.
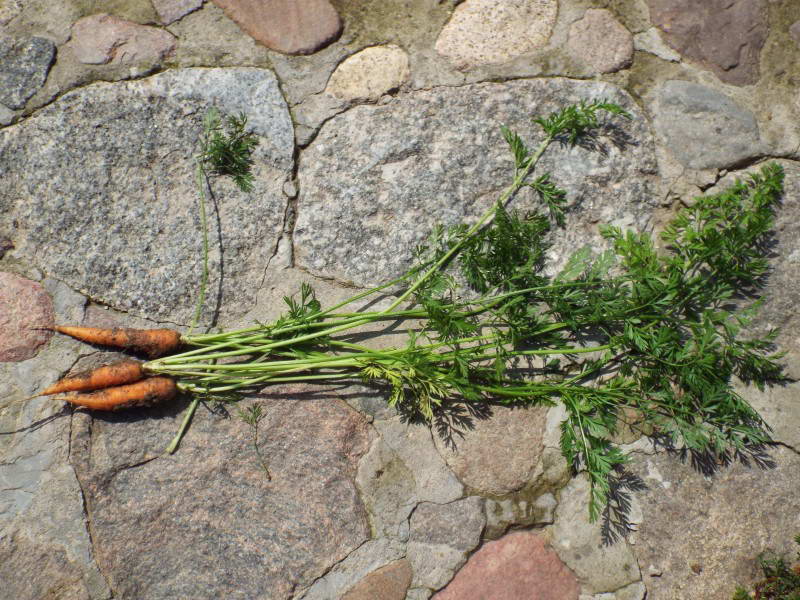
[0,35,55,109]
[356,437,417,541]
[551,475,642,594]
[407,496,486,589]
[296,78,658,287]
[650,80,764,170]
[0,67,293,324]
[372,416,464,505]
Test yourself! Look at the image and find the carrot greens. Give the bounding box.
[155,101,786,523]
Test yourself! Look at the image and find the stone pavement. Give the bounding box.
[1,1,799,598]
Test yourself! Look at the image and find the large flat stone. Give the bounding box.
[0,67,293,325]
[433,530,580,600]
[211,0,342,55]
[70,387,373,599]
[650,80,763,170]
[0,35,55,109]
[296,79,658,288]
[372,416,464,506]
[629,446,800,600]
[647,0,768,85]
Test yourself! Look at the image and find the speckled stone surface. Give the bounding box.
[0,68,292,325]
[650,80,763,170]
[568,9,633,74]
[70,388,374,599]
[296,78,658,287]
[435,0,557,69]
[0,35,55,109]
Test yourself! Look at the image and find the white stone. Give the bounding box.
[633,27,681,62]
[435,0,557,69]
[152,0,204,25]
[326,45,410,102]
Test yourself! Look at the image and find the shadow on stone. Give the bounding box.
[0,404,71,435]
[601,467,648,546]
[86,392,195,425]
[555,120,639,156]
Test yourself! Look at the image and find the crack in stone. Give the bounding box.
[292,537,373,600]
[70,418,116,598]
[775,440,800,456]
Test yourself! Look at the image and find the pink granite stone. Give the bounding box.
[67,14,177,65]
[433,531,580,600]
[0,272,53,362]
[211,0,341,55]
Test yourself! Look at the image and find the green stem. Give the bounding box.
[165,396,199,454]
[189,162,211,336]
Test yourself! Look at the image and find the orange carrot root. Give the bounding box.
[39,359,145,396]
[59,376,178,411]
[53,325,182,358]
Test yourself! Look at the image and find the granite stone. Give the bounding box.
[0,35,55,109]
[0,68,293,324]
[296,79,658,288]
[435,0,558,69]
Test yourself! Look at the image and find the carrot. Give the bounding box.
[39,359,145,396]
[58,376,178,411]
[53,326,182,358]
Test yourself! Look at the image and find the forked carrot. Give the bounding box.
[53,326,182,358]
[39,359,145,396]
[58,376,178,411]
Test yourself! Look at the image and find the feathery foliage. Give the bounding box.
[198,107,259,192]
[155,100,786,525]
